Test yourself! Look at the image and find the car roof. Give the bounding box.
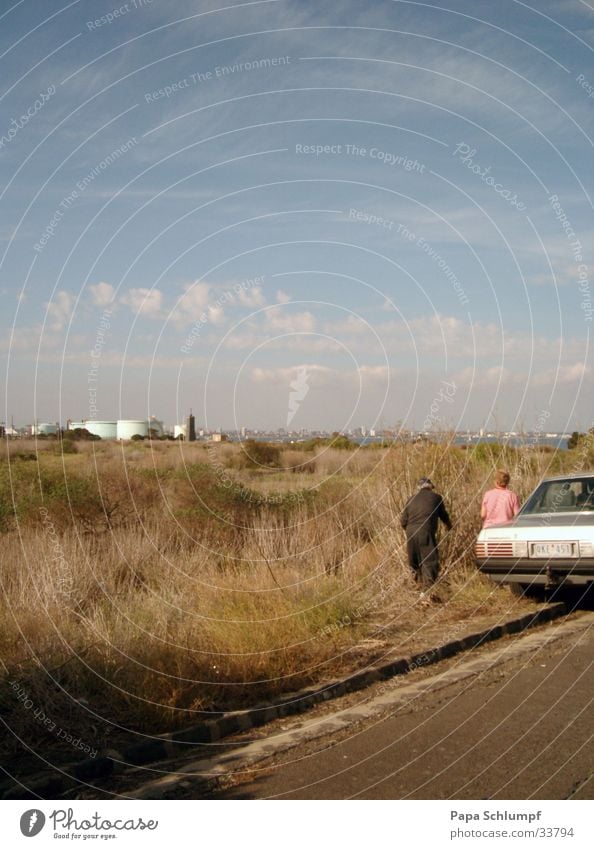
[540,472,594,482]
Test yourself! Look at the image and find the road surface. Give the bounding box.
[206,620,593,799]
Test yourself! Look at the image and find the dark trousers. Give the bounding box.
[406,530,439,586]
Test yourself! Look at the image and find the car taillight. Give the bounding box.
[476,540,527,557]
[474,540,528,557]
[487,541,514,556]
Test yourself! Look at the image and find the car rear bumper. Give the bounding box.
[476,557,594,586]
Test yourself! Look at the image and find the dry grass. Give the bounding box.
[0,437,588,761]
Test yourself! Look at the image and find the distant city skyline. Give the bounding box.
[5,417,576,440]
[1,1,592,433]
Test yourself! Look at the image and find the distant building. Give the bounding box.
[186,413,196,442]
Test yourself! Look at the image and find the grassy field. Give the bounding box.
[1,435,590,763]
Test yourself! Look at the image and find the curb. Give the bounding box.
[2,602,567,799]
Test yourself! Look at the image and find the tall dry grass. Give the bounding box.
[0,437,587,758]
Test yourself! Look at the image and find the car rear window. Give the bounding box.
[521,479,594,514]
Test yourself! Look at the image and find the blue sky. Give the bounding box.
[1,0,592,431]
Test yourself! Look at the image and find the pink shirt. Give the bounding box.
[481,487,521,527]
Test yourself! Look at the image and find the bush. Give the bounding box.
[54,440,78,455]
[7,451,37,462]
[568,428,594,451]
[65,428,100,441]
[239,440,282,469]
[297,433,358,452]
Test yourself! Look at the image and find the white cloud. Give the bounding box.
[176,282,210,315]
[394,314,557,362]
[223,328,262,350]
[120,287,163,317]
[276,289,291,304]
[237,285,266,307]
[223,328,341,352]
[45,290,74,331]
[223,311,589,372]
[532,362,590,387]
[323,315,370,336]
[207,304,226,325]
[251,363,390,388]
[265,306,316,333]
[67,351,199,369]
[89,281,115,306]
[453,360,590,390]
[357,365,391,382]
[251,364,331,386]
[528,262,589,287]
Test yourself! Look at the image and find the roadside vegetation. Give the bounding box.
[1,435,591,762]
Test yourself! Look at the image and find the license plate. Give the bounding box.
[531,542,575,558]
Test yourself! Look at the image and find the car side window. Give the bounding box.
[576,480,594,509]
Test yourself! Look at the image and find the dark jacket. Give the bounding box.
[400,489,452,541]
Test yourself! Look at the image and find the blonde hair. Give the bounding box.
[495,469,510,487]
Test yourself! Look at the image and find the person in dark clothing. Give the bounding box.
[400,477,452,589]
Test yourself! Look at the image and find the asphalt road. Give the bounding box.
[211,623,593,800]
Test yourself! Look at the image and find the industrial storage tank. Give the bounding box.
[85,421,117,440]
[35,422,58,436]
[117,419,149,440]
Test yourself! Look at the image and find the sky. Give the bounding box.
[1,0,592,432]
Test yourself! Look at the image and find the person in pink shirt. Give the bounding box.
[481,469,521,527]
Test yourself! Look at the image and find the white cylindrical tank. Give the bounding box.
[86,421,117,440]
[36,422,59,435]
[117,419,149,440]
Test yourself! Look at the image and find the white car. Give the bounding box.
[475,473,594,590]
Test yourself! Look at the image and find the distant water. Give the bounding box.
[355,435,569,450]
[453,435,568,450]
[237,434,569,450]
